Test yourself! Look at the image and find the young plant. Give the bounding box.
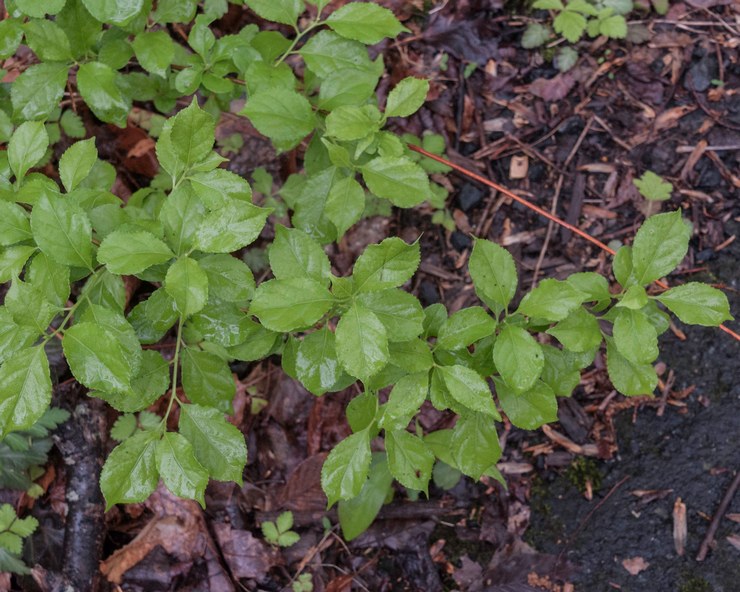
[634,170,674,201]
[0,504,38,574]
[261,511,300,548]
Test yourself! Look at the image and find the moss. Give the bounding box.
[565,457,603,494]
[678,574,712,592]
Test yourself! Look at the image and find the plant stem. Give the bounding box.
[274,19,323,67]
[161,316,185,428]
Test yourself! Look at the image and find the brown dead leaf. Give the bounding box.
[279,453,328,511]
[526,73,576,102]
[212,522,280,579]
[622,556,650,575]
[325,573,354,592]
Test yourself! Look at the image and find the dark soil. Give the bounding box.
[528,226,740,592]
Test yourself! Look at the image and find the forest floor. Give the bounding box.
[2,0,739,591]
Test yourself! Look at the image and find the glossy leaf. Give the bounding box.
[170,100,216,168]
[100,430,160,508]
[321,430,372,507]
[450,413,501,480]
[546,307,602,352]
[382,372,429,430]
[156,432,209,507]
[8,121,49,180]
[195,200,269,254]
[59,138,97,192]
[326,2,405,44]
[386,429,434,494]
[11,63,68,122]
[385,77,429,118]
[495,378,558,430]
[241,89,316,149]
[437,364,500,419]
[656,283,732,326]
[77,62,131,128]
[245,0,303,25]
[356,289,424,342]
[516,279,586,321]
[198,254,255,304]
[0,347,51,438]
[98,229,174,275]
[30,194,93,269]
[250,278,333,332]
[132,30,174,77]
[181,348,235,411]
[612,308,658,364]
[361,156,430,208]
[81,0,145,25]
[469,239,518,315]
[338,453,393,541]
[63,322,132,393]
[295,327,343,396]
[353,237,420,293]
[493,325,544,393]
[335,303,389,383]
[0,202,33,246]
[269,225,331,285]
[606,338,657,396]
[436,306,495,351]
[631,210,690,285]
[165,257,209,317]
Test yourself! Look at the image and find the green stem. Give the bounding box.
[274,19,323,67]
[41,270,102,345]
[161,316,185,428]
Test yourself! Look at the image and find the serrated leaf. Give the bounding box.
[517,279,586,321]
[540,344,582,397]
[245,0,303,25]
[352,237,420,293]
[356,289,424,342]
[295,327,344,396]
[250,278,333,332]
[5,278,57,332]
[170,100,215,168]
[63,322,132,393]
[0,308,38,365]
[77,62,131,127]
[156,432,209,507]
[361,156,430,207]
[179,404,246,483]
[95,350,171,412]
[110,414,137,441]
[492,325,544,393]
[79,304,142,374]
[11,62,68,122]
[326,104,382,142]
[0,202,32,246]
[495,378,558,430]
[554,10,586,43]
[599,14,627,38]
[269,225,331,285]
[300,30,380,79]
[80,0,144,25]
[469,239,518,315]
[631,210,690,285]
[0,19,24,60]
[195,200,269,253]
[321,429,372,507]
[326,2,406,44]
[616,284,648,310]
[338,453,393,540]
[546,306,602,352]
[8,121,49,180]
[656,283,732,326]
[98,229,174,275]
[159,183,206,255]
[0,347,51,438]
[0,247,37,285]
[388,339,434,373]
[165,257,208,317]
[633,170,673,201]
[132,30,174,77]
[240,89,316,150]
[437,364,500,418]
[30,194,93,269]
[198,254,255,304]
[22,18,73,61]
[189,169,252,209]
[386,429,434,494]
[325,175,365,238]
[336,303,388,384]
[385,77,429,118]
[522,23,552,48]
[606,338,657,396]
[382,372,429,430]
[59,138,97,192]
[613,308,658,364]
[181,348,235,412]
[450,413,501,480]
[436,306,496,351]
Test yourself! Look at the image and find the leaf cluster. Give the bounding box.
[0,504,38,574]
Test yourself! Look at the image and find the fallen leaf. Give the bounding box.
[212,522,281,580]
[622,556,650,575]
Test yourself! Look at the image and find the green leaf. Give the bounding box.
[522,23,552,48]
[631,210,690,285]
[0,19,24,60]
[495,378,558,430]
[98,230,172,276]
[437,364,500,418]
[0,347,51,438]
[469,239,518,315]
[633,170,672,201]
[5,277,57,332]
[599,14,627,38]
[382,372,429,431]
[23,253,68,310]
[300,30,380,79]
[616,284,648,310]
[336,303,389,383]
[58,138,97,192]
[153,0,198,23]
[63,322,132,393]
[181,348,235,411]
[269,225,331,285]
[436,306,495,351]
[540,344,581,397]
[0,308,38,365]
[656,283,732,327]
[533,0,564,8]
[450,413,501,480]
[326,104,382,142]
[159,184,206,255]
[361,156,430,208]
[8,121,49,180]
[325,175,365,237]
[356,289,424,342]
[100,430,159,508]
[156,432,209,507]
[11,62,68,122]
[554,10,586,43]
[386,429,434,494]
[179,404,246,483]
[81,270,126,313]
[198,254,255,304]
[77,62,131,127]
[295,327,344,396]
[321,429,372,507]
[0,202,32,246]
[30,194,93,269]
[195,200,270,254]
[79,304,142,373]
[388,339,434,373]
[245,0,303,25]
[132,30,174,77]
[613,245,633,288]
[338,453,393,541]
[57,0,102,59]
[170,100,215,168]
[555,46,579,72]
[190,302,253,347]
[110,414,137,441]
[606,338,657,396]
[23,18,73,61]
[346,391,378,432]
[250,278,333,332]
[80,0,145,25]
[613,308,658,364]
[546,307,602,352]
[318,68,379,111]
[566,272,611,303]
[492,325,544,393]
[189,169,252,209]
[326,2,406,44]
[165,257,209,317]
[353,237,420,293]
[95,350,171,412]
[240,89,316,150]
[517,279,586,321]
[385,77,429,118]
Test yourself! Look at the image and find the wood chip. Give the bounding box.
[673,498,687,556]
[622,556,650,575]
[509,154,529,179]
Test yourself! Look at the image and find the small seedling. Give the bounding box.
[261,511,300,548]
[292,573,314,592]
[634,170,673,201]
[0,504,38,574]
